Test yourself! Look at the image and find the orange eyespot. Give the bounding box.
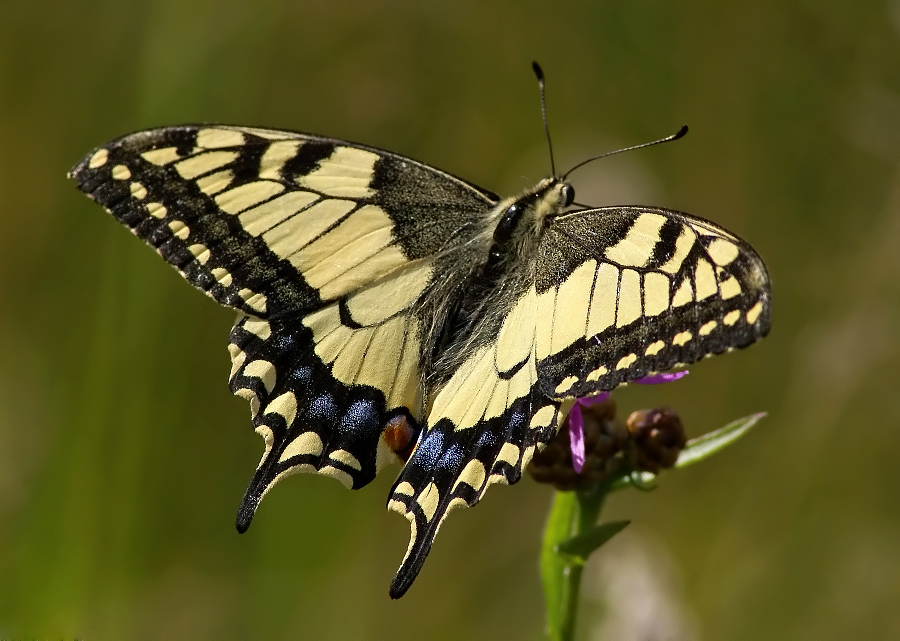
[383,414,415,461]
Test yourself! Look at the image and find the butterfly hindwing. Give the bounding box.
[387,385,564,598]
[229,259,441,524]
[229,311,423,529]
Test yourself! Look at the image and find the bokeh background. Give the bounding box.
[2,1,899,639]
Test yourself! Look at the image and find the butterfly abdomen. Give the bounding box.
[424,179,570,388]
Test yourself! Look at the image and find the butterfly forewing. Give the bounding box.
[70,125,495,317]
[534,206,770,398]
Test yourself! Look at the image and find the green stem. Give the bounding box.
[541,482,610,641]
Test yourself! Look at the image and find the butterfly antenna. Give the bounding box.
[562,124,689,180]
[532,61,557,177]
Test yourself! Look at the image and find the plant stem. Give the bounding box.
[541,481,610,641]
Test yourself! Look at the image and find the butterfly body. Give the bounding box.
[71,123,770,597]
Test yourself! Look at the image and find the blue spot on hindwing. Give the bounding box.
[288,365,313,390]
[506,407,527,433]
[308,393,339,426]
[414,429,444,470]
[274,331,296,351]
[475,429,498,450]
[437,443,465,471]
[340,399,380,437]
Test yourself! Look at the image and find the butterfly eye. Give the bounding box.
[562,184,575,207]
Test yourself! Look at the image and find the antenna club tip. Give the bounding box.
[675,124,689,139]
[532,61,545,81]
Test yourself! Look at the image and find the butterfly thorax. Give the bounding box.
[424,178,573,389]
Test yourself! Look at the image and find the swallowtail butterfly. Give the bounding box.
[69,67,770,598]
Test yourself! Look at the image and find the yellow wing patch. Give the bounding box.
[430,289,539,430]
[299,260,430,415]
[297,146,380,198]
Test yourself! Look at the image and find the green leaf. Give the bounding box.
[555,520,630,564]
[674,412,766,469]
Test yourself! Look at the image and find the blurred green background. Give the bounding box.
[2,0,899,639]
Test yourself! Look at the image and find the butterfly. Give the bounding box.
[69,71,770,598]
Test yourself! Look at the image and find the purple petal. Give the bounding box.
[635,370,689,385]
[577,391,610,407]
[568,392,609,472]
[568,404,586,473]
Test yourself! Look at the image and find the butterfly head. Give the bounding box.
[487,178,575,264]
[536,177,576,218]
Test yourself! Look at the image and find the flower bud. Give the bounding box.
[625,408,687,473]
